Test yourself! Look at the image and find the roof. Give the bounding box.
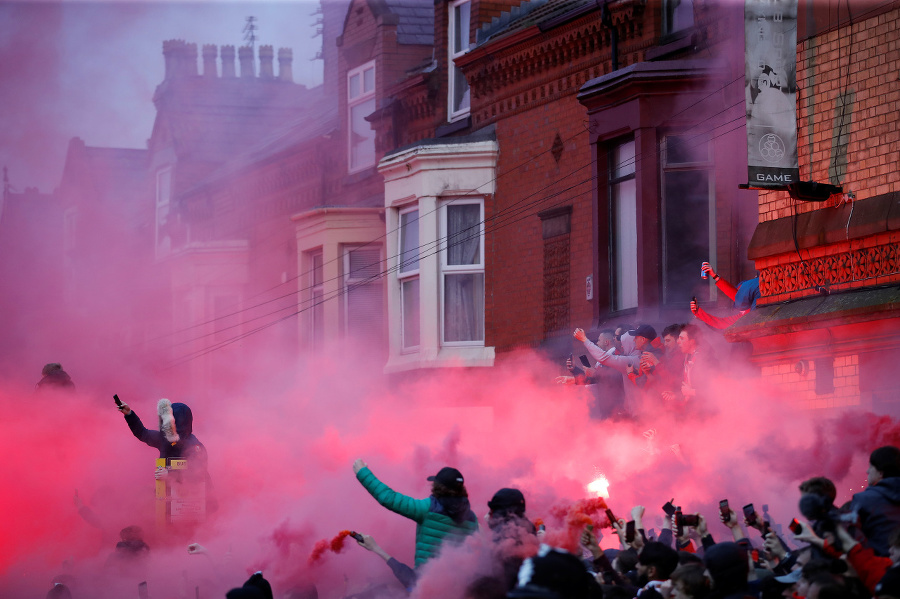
[179,89,338,196]
[384,0,433,45]
[725,285,900,342]
[348,0,434,46]
[477,0,588,45]
[382,124,497,160]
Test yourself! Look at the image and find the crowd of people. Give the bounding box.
[344,445,900,599]
[555,262,759,419]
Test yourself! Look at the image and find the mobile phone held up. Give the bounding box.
[114,394,123,407]
[625,520,636,543]
[789,519,802,535]
[719,499,731,524]
[742,503,758,527]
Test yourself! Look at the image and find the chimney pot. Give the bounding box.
[278,48,294,82]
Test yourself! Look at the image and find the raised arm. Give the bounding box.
[353,460,429,522]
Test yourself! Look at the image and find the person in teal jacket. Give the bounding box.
[352,459,479,568]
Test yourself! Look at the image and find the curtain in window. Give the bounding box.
[446,204,480,265]
[444,273,484,342]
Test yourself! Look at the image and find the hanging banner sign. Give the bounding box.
[745,0,799,187]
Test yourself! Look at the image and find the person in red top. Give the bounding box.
[690,262,760,330]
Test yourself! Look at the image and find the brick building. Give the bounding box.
[728,0,900,413]
[378,0,758,372]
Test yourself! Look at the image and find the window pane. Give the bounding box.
[400,210,419,272]
[453,1,470,53]
[312,290,324,348]
[452,66,470,114]
[665,0,694,34]
[613,178,638,310]
[312,253,323,286]
[446,204,480,265]
[667,134,708,165]
[347,280,383,340]
[349,73,360,99]
[613,140,635,178]
[444,273,484,342]
[350,97,376,170]
[663,170,709,304]
[363,67,375,93]
[402,278,420,348]
[347,248,380,279]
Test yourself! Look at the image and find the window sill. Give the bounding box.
[384,345,495,373]
[646,29,696,61]
[436,116,471,137]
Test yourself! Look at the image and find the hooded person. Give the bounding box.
[35,363,76,393]
[507,545,603,599]
[703,542,751,599]
[352,459,479,568]
[487,488,539,591]
[116,398,217,511]
[226,572,274,599]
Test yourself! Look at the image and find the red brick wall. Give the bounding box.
[758,5,900,221]
[487,96,594,350]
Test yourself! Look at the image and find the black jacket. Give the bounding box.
[852,477,900,556]
[124,403,207,462]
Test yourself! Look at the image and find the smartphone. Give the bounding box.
[625,520,635,543]
[719,499,731,523]
[349,531,364,542]
[605,508,617,527]
[751,549,759,563]
[579,355,592,368]
[789,518,802,535]
[681,514,700,527]
[662,499,676,517]
[114,394,122,407]
[742,503,758,527]
[138,582,149,599]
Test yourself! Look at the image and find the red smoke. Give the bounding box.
[308,530,353,565]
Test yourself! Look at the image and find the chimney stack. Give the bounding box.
[278,48,294,82]
[183,43,198,77]
[202,44,218,78]
[238,46,255,78]
[221,45,236,78]
[162,40,186,80]
[259,45,274,78]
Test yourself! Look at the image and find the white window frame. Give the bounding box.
[307,249,324,349]
[448,0,472,122]
[609,138,638,312]
[347,61,377,173]
[398,206,420,352]
[439,198,484,346]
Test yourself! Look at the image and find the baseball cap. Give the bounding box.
[427,466,464,488]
